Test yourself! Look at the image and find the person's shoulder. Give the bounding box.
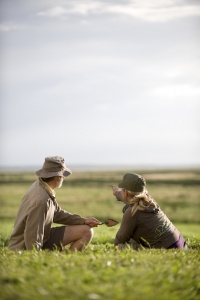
[28,180,52,204]
[122,204,131,213]
[123,206,133,218]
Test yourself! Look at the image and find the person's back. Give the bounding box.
[8,156,101,252]
[115,202,180,249]
[8,179,56,250]
[112,173,188,250]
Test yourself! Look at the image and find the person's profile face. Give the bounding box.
[55,176,64,188]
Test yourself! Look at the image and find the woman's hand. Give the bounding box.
[110,185,120,196]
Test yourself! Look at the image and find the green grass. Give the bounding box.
[0,169,200,300]
[1,241,200,300]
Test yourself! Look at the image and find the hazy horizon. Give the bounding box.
[0,163,199,173]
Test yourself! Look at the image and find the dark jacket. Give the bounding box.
[114,191,180,249]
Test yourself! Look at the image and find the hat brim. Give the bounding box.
[35,168,72,178]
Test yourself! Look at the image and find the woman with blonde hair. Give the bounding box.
[112,173,188,250]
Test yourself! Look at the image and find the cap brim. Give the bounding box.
[118,182,123,188]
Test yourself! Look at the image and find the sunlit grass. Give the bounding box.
[0,170,200,300]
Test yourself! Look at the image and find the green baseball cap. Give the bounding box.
[118,173,146,193]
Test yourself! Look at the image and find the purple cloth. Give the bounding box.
[167,234,187,249]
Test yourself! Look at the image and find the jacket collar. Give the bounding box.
[39,178,56,201]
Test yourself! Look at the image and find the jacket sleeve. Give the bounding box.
[115,190,130,206]
[53,201,86,225]
[114,207,137,245]
[115,190,124,202]
[24,203,48,250]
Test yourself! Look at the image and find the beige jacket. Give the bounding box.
[8,179,85,250]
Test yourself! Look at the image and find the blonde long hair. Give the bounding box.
[126,189,157,216]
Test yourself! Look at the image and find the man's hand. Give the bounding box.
[84,218,101,227]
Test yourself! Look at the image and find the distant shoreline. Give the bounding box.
[0,164,200,172]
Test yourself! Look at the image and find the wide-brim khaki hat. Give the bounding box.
[36,156,72,178]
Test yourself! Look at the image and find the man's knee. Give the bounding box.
[63,224,94,244]
[83,225,94,240]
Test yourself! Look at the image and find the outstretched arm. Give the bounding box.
[111,185,129,204]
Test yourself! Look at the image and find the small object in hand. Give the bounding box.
[100,218,119,227]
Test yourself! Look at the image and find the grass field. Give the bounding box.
[0,169,200,300]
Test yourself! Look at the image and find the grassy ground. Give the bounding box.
[0,169,200,300]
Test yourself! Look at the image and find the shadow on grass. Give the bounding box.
[1,233,200,250]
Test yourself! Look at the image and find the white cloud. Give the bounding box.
[0,22,32,32]
[37,6,67,18]
[36,0,200,22]
[36,3,104,18]
[2,0,200,33]
[68,2,104,15]
[108,3,200,22]
[153,85,200,98]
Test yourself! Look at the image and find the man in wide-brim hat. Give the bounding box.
[8,156,101,251]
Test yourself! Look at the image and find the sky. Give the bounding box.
[0,0,200,170]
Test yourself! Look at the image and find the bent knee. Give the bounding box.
[83,225,94,239]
